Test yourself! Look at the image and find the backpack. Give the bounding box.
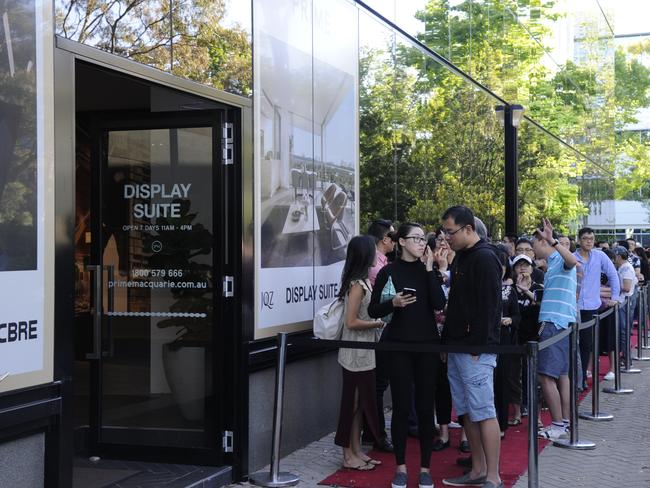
[314,298,345,340]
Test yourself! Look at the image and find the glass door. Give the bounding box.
[86,113,225,463]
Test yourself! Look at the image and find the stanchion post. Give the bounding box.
[634,287,650,360]
[603,302,634,394]
[553,322,595,449]
[621,294,641,373]
[579,315,613,421]
[526,341,539,488]
[250,333,300,487]
[641,286,650,349]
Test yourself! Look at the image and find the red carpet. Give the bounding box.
[319,327,639,487]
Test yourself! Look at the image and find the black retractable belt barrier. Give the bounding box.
[579,313,613,421]
[633,285,650,361]
[553,322,595,450]
[603,301,634,394]
[257,322,638,488]
[621,292,642,374]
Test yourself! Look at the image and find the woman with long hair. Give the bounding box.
[334,235,386,470]
[368,223,446,488]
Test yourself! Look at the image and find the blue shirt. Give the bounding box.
[539,251,577,329]
[573,249,620,310]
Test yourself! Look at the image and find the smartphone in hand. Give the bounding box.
[403,287,417,297]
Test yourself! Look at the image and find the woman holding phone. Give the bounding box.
[369,222,447,488]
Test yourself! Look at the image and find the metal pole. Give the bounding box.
[553,323,595,449]
[603,302,634,394]
[527,342,539,488]
[621,295,641,373]
[579,316,613,421]
[250,333,300,487]
[641,284,650,349]
[634,287,650,360]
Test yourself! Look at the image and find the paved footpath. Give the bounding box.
[230,357,650,488]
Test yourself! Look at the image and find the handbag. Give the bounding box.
[380,275,396,323]
[314,298,345,340]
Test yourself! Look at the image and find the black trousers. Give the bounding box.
[435,360,452,425]
[363,348,390,441]
[389,350,440,468]
[579,309,599,382]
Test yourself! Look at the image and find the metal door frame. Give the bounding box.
[54,36,251,477]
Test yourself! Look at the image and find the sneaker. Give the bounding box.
[419,471,434,488]
[481,482,504,488]
[586,370,593,379]
[604,371,615,381]
[521,406,528,417]
[392,471,408,488]
[448,421,462,429]
[538,426,568,440]
[442,472,487,486]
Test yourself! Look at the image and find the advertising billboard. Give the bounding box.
[0,0,54,392]
[253,0,359,338]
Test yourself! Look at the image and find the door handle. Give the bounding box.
[86,265,102,360]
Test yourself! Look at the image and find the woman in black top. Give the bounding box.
[512,254,543,421]
[494,248,521,436]
[368,223,446,488]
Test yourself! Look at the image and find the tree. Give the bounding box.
[55,0,252,96]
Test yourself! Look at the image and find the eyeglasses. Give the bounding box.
[403,235,427,244]
[442,225,467,236]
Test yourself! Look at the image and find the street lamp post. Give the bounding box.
[496,104,524,236]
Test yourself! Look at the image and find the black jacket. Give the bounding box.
[368,259,446,342]
[442,240,502,346]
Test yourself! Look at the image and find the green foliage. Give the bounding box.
[359,0,650,236]
[56,0,252,96]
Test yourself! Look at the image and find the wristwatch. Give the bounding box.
[551,239,559,247]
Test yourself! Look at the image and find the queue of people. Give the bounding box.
[330,205,649,488]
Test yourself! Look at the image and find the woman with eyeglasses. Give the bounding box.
[368,222,446,488]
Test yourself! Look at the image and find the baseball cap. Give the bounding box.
[612,246,629,258]
[511,254,533,266]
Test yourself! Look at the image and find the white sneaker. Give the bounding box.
[448,421,462,429]
[538,426,569,440]
[604,371,615,381]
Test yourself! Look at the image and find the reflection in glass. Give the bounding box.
[359,10,504,236]
[0,0,37,271]
[55,0,252,96]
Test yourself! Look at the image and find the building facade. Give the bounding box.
[0,1,646,487]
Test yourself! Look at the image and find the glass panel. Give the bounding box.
[0,0,37,271]
[359,9,505,235]
[55,0,252,96]
[101,126,214,448]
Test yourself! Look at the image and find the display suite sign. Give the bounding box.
[0,0,52,389]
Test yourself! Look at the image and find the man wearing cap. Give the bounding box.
[609,246,638,377]
[574,227,620,387]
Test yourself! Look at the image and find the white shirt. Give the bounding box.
[617,261,638,300]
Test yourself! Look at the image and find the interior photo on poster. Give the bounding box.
[0,0,37,271]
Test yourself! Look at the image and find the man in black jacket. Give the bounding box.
[440,206,503,488]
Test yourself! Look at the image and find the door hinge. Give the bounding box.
[222,430,234,453]
[223,275,234,298]
[222,122,233,165]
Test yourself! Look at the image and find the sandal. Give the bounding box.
[508,417,522,426]
[364,458,382,465]
[342,462,375,471]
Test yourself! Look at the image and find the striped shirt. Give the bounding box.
[538,251,577,330]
